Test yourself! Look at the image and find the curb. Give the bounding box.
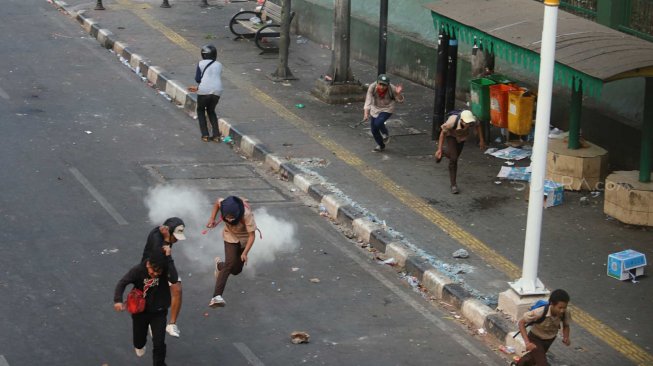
[51,0,523,352]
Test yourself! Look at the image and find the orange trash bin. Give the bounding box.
[489,84,518,128]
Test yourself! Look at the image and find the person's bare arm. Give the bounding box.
[207,198,222,228]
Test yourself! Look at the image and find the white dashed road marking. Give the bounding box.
[233,343,265,366]
[69,167,128,225]
[0,355,10,366]
[0,86,9,100]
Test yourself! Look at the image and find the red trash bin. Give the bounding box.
[489,84,518,128]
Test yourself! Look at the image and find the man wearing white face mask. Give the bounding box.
[205,196,257,308]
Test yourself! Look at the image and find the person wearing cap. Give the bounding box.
[187,44,223,143]
[435,110,486,194]
[141,217,186,338]
[205,196,257,308]
[363,74,405,152]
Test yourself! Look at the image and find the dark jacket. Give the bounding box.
[141,226,169,263]
[114,260,178,313]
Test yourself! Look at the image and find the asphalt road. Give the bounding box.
[0,1,505,365]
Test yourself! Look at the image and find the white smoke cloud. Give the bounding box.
[143,184,299,277]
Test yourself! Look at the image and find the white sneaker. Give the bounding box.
[381,133,390,144]
[209,295,226,308]
[166,323,180,338]
[214,256,223,279]
[134,346,146,357]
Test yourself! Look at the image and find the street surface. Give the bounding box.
[0,1,506,365]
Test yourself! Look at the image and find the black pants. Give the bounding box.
[197,94,221,138]
[444,136,465,186]
[133,310,168,366]
[517,332,555,366]
[213,242,245,297]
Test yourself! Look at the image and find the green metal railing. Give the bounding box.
[618,0,653,42]
[560,0,597,19]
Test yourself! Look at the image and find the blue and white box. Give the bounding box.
[543,180,564,208]
[607,249,647,281]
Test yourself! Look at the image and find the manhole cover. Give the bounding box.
[144,163,288,203]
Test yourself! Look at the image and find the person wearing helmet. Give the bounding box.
[141,217,186,338]
[435,109,486,194]
[188,44,223,142]
[363,74,405,152]
[205,196,257,308]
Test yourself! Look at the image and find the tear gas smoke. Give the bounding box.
[143,184,299,276]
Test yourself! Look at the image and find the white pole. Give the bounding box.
[510,0,559,295]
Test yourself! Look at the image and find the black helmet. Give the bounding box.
[201,44,217,60]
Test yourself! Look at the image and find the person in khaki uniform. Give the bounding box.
[515,289,572,366]
[205,196,257,308]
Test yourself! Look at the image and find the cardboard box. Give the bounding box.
[607,249,647,281]
[542,180,564,208]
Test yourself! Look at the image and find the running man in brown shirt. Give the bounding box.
[515,289,572,366]
[205,196,257,308]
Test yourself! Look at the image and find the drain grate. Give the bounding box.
[144,163,289,203]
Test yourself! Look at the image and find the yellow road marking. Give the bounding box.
[116,3,653,364]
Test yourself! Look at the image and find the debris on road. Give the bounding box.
[85,130,92,134]
[499,345,516,354]
[290,331,310,344]
[309,278,320,283]
[580,196,590,206]
[291,267,300,272]
[477,328,486,336]
[379,257,397,266]
[295,104,305,109]
[452,249,469,259]
[100,248,119,255]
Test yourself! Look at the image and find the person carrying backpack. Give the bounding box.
[514,289,572,366]
[435,109,486,194]
[205,196,258,308]
[363,74,405,152]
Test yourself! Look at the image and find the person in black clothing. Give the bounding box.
[141,217,186,338]
[114,249,178,366]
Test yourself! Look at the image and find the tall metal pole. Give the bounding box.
[640,77,653,182]
[444,36,458,113]
[510,0,560,295]
[271,0,295,80]
[377,0,388,75]
[161,0,171,8]
[432,30,449,140]
[331,0,353,83]
[568,78,583,149]
[95,0,105,10]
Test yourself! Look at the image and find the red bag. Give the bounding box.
[126,288,146,314]
[126,279,155,314]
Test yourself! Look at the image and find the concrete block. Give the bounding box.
[112,41,128,57]
[82,18,96,34]
[497,289,547,322]
[97,29,114,49]
[218,118,231,139]
[461,298,493,329]
[321,194,347,219]
[421,269,452,299]
[352,218,381,243]
[293,174,313,193]
[441,283,472,309]
[240,135,261,158]
[307,184,331,203]
[147,66,163,85]
[369,229,393,253]
[384,242,412,268]
[165,79,184,102]
[264,154,285,172]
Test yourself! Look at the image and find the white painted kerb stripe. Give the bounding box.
[233,343,265,366]
[69,167,128,225]
[0,355,10,366]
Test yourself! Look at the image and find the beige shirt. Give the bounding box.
[522,306,571,340]
[363,82,405,118]
[441,113,476,142]
[220,200,257,247]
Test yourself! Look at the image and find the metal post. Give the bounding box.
[432,30,449,140]
[271,0,295,80]
[330,0,353,83]
[640,77,653,182]
[568,78,583,149]
[95,0,105,10]
[200,0,209,7]
[161,0,171,8]
[510,0,560,295]
[377,0,388,75]
[444,36,458,113]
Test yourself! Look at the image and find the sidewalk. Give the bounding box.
[49,0,652,364]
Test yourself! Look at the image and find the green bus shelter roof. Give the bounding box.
[426,0,653,96]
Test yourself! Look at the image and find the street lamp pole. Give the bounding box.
[509,0,560,296]
[95,0,105,10]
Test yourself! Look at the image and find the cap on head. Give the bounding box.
[220,196,245,225]
[460,110,477,124]
[377,74,390,85]
[201,44,217,61]
[163,217,186,241]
